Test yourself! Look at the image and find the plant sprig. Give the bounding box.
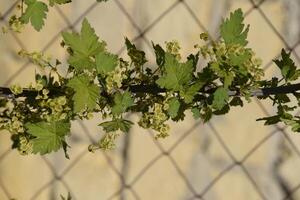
[4,0,109,32]
[1,8,300,158]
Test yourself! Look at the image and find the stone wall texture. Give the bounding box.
[0,0,300,200]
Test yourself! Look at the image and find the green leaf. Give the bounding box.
[274,49,299,81]
[210,62,234,88]
[67,74,100,113]
[111,91,134,115]
[275,94,290,104]
[223,72,234,88]
[167,97,181,119]
[220,8,249,46]
[191,108,201,119]
[213,104,230,115]
[281,118,300,132]
[49,0,71,6]
[125,38,147,67]
[229,50,251,66]
[20,0,48,31]
[256,115,280,125]
[95,51,118,75]
[99,119,134,133]
[212,87,229,110]
[62,19,106,71]
[197,66,217,83]
[187,53,199,72]
[200,106,212,123]
[25,121,70,155]
[180,81,205,103]
[152,42,165,68]
[156,53,193,91]
[230,97,243,107]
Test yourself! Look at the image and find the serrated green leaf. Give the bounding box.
[156,53,193,91]
[187,53,199,71]
[167,98,180,119]
[224,72,234,88]
[230,96,243,107]
[229,50,251,66]
[99,119,133,133]
[274,49,298,82]
[191,107,201,119]
[275,94,290,104]
[213,104,230,115]
[20,0,48,31]
[49,0,71,6]
[220,8,249,46]
[62,19,106,71]
[95,51,118,75]
[280,118,300,132]
[111,91,134,115]
[180,81,204,103]
[152,42,165,68]
[198,66,217,83]
[125,38,147,67]
[25,121,70,155]
[210,62,234,88]
[212,87,229,110]
[67,74,100,113]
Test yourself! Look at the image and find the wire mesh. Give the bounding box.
[0,0,300,199]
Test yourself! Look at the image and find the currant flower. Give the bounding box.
[18,136,33,155]
[165,40,181,60]
[18,50,52,69]
[106,65,127,92]
[10,84,23,95]
[8,15,24,33]
[98,132,120,150]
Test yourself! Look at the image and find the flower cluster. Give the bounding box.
[10,84,23,95]
[98,132,120,150]
[2,15,24,33]
[105,65,127,93]
[18,50,52,69]
[18,135,33,155]
[196,35,264,102]
[38,95,70,122]
[165,40,181,60]
[139,103,170,139]
[0,101,26,134]
[199,39,264,80]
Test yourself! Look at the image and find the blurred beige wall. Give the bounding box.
[1,0,300,200]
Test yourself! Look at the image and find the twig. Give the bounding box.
[1,83,300,99]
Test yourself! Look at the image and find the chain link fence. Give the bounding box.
[0,0,300,199]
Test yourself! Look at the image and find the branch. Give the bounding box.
[1,83,300,99]
[261,83,300,96]
[128,83,300,97]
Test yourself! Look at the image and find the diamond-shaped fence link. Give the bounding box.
[0,0,300,199]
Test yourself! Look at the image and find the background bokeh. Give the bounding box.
[0,0,300,199]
